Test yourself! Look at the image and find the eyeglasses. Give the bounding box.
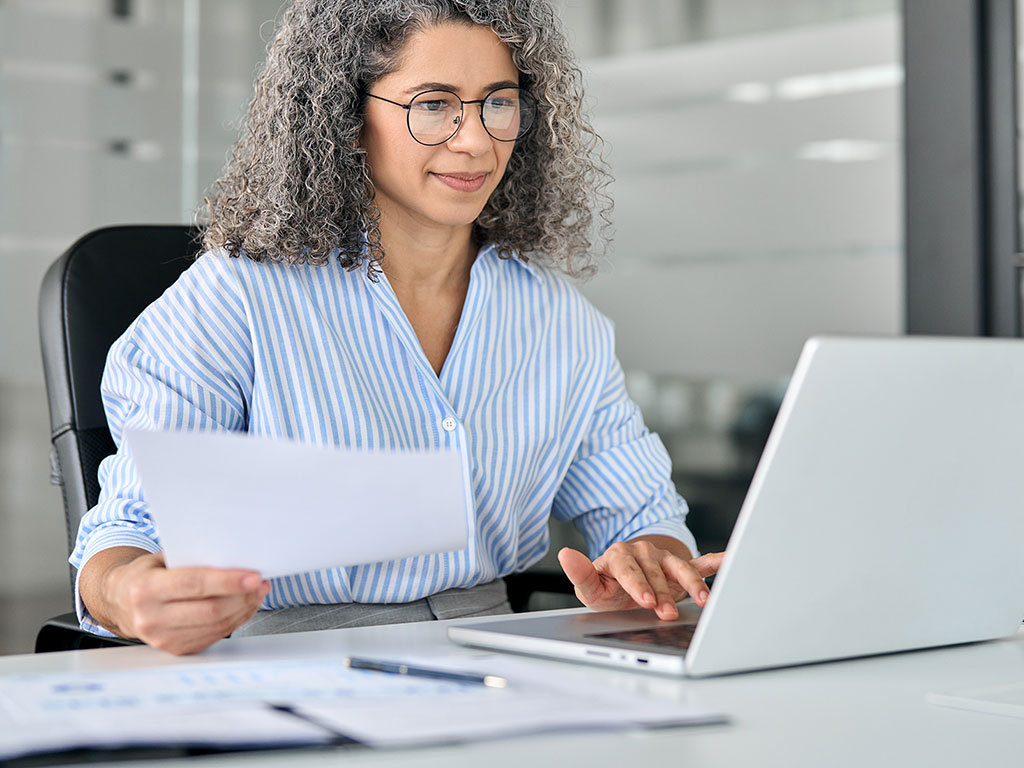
[364,87,537,146]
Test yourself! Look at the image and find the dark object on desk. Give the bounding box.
[35,225,571,653]
[1,741,361,768]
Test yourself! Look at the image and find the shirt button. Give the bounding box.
[441,417,457,432]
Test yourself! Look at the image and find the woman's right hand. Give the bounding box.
[80,547,270,655]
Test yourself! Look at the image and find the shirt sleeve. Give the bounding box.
[68,255,252,636]
[551,346,699,560]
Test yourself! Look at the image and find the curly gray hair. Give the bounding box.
[200,0,612,278]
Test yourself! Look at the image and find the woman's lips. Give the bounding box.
[431,172,489,192]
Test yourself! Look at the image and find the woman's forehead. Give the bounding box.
[384,22,519,94]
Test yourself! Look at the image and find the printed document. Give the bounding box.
[0,655,724,759]
[124,428,474,578]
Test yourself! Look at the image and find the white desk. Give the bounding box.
[3,611,1024,767]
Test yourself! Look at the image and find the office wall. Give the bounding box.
[0,0,285,604]
[581,13,902,382]
[0,1,902,616]
[571,7,903,553]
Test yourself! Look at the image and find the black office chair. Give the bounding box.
[36,225,572,652]
[37,225,202,652]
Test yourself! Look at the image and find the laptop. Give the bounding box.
[449,336,1024,677]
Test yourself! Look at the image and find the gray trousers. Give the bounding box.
[232,578,512,638]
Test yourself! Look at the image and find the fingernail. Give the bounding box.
[699,590,709,603]
[242,574,260,590]
[661,602,675,613]
[642,591,655,606]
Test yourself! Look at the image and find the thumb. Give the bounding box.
[557,547,602,599]
[690,551,725,579]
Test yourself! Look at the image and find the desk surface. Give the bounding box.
[3,610,1024,768]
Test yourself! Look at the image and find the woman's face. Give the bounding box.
[361,22,521,236]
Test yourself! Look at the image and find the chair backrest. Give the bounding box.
[39,225,201,584]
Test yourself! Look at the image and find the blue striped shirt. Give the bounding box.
[70,244,697,635]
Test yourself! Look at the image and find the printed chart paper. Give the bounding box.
[0,655,725,759]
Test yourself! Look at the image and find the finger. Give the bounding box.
[153,567,264,602]
[249,582,272,615]
[690,551,725,579]
[596,550,658,611]
[557,547,605,602]
[662,555,711,607]
[214,595,264,638]
[135,593,253,634]
[209,583,267,627]
[170,594,265,653]
[634,558,679,620]
[227,581,269,629]
[232,590,267,633]
[131,576,269,649]
[150,616,245,655]
[140,596,259,653]
[622,542,676,613]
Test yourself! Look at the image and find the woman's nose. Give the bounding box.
[446,107,492,155]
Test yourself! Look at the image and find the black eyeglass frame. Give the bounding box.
[363,87,537,146]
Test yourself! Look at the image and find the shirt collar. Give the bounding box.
[478,243,545,284]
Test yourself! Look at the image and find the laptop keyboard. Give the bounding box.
[584,623,697,649]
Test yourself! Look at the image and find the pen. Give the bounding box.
[344,656,507,689]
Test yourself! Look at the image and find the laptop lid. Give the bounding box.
[449,336,1024,677]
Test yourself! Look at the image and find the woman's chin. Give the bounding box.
[422,206,489,230]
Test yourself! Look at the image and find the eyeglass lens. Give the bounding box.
[407,88,536,145]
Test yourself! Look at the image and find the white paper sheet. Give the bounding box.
[0,656,724,760]
[0,657,446,760]
[0,658,459,720]
[125,428,473,578]
[297,656,727,747]
[0,703,333,761]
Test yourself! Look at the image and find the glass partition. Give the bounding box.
[551,0,904,557]
[0,0,905,631]
[0,0,284,647]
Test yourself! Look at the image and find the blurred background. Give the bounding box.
[0,0,1015,653]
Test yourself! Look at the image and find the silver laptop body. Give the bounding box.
[449,336,1024,677]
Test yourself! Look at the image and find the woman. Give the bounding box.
[71,0,722,655]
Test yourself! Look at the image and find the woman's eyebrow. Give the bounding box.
[403,79,520,94]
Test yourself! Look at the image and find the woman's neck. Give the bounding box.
[374,209,477,377]
[377,213,477,291]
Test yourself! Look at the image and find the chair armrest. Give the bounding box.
[505,570,577,613]
[35,612,139,653]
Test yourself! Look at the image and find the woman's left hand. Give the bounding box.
[557,541,724,621]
